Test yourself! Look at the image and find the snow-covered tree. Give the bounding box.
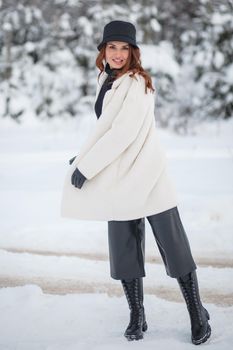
[0,0,232,130]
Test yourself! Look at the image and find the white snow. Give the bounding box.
[211,12,232,25]
[2,22,12,31]
[0,117,233,349]
[213,51,224,69]
[0,285,232,350]
[150,18,161,32]
[140,42,180,79]
[225,63,233,84]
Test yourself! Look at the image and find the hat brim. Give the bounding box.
[97,35,139,51]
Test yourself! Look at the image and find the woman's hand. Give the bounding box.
[71,168,87,189]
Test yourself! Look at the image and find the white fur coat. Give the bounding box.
[60,70,178,221]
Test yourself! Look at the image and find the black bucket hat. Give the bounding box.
[97,20,139,51]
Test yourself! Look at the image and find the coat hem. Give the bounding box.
[60,202,178,222]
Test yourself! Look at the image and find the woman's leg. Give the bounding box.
[121,277,148,341]
[107,218,146,280]
[147,206,196,278]
[177,270,211,345]
[107,218,147,340]
[146,206,211,344]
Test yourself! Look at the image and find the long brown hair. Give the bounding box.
[96,44,155,94]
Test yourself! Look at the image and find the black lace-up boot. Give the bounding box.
[121,277,148,341]
[177,270,211,345]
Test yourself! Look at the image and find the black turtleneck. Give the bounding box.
[71,63,122,189]
[94,63,121,119]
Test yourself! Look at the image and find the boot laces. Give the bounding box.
[179,278,203,326]
[121,279,145,331]
[122,279,144,315]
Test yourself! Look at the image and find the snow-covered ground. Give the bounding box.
[0,116,233,349]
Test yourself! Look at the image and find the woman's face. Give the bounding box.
[105,41,130,69]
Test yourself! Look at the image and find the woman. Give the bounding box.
[61,20,211,345]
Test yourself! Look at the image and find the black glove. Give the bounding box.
[69,155,77,165]
[71,167,87,189]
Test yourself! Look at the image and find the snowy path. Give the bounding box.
[0,247,233,306]
[0,286,232,350]
[0,275,232,307]
[0,120,233,349]
[2,246,233,268]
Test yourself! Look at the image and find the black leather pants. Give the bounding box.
[107,206,197,279]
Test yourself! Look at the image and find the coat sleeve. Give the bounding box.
[76,76,153,180]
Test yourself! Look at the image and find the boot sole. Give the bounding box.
[124,321,148,341]
[125,334,144,341]
[192,324,211,345]
[192,309,211,345]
